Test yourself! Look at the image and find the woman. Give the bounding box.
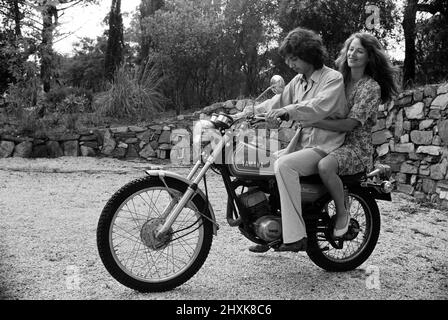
[303,32,398,238]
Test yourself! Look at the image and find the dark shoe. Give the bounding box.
[249,244,270,253]
[275,238,307,252]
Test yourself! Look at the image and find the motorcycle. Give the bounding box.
[96,76,396,292]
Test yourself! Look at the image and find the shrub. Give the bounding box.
[4,78,40,116]
[95,62,167,119]
[17,109,46,136]
[46,87,94,114]
[45,87,71,106]
[63,113,79,132]
[58,94,89,114]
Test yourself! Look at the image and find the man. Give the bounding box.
[234,27,348,253]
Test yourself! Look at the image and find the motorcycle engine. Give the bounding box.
[253,215,282,242]
[239,188,282,242]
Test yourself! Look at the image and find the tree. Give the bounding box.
[61,36,107,92]
[222,0,279,97]
[414,8,448,84]
[137,0,164,64]
[105,0,124,80]
[278,0,398,64]
[18,1,97,92]
[1,1,98,93]
[136,0,223,112]
[12,0,23,37]
[0,0,36,95]
[402,0,448,86]
[39,1,58,92]
[0,0,26,38]
[0,31,16,94]
[134,0,279,112]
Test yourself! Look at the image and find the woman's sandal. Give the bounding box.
[333,213,351,238]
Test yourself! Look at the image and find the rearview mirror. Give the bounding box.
[270,75,285,94]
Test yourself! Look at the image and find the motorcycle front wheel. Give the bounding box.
[306,189,380,272]
[97,176,214,292]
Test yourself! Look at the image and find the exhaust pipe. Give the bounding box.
[226,202,242,227]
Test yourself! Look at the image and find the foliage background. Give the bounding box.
[0,0,447,129]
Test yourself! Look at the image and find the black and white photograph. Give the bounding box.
[0,0,447,308]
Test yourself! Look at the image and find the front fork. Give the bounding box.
[155,134,231,238]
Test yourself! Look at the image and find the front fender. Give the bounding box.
[145,170,218,235]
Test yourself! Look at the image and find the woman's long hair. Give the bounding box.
[336,33,399,103]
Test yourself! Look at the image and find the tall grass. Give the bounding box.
[95,62,167,119]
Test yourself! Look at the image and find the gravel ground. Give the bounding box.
[0,157,447,300]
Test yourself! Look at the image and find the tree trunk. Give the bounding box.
[244,45,259,97]
[105,0,124,80]
[40,4,57,93]
[12,0,22,37]
[402,0,418,87]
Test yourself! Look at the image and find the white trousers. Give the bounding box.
[274,148,325,243]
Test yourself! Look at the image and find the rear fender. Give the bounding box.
[145,170,218,235]
[368,188,392,201]
[347,184,392,202]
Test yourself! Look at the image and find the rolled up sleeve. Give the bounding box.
[252,79,296,114]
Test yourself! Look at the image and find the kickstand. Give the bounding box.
[328,236,344,250]
[268,239,282,249]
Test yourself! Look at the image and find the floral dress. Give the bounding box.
[329,76,381,176]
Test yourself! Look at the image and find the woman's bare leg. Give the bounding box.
[318,156,348,229]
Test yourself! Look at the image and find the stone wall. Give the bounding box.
[372,82,448,207]
[0,116,189,163]
[0,100,254,164]
[0,98,299,165]
[1,84,448,207]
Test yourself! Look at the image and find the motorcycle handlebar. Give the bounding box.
[249,112,290,122]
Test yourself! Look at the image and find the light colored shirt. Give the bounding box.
[253,66,348,154]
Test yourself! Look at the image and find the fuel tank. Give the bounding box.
[226,126,329,203]
[227,135,276,179]
[228,146,328,203]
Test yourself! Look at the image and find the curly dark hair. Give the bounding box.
[336,32,399,103]
[279,27,328,69]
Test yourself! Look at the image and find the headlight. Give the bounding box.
[192,120,216,146]
[214,113,234,129]
[381,181,394,193]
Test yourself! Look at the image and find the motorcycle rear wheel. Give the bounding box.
[306,189,380,272]
[96,176,214,292]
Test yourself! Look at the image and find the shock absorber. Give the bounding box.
[343,185,350,212]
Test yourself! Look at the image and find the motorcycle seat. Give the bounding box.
[301,172,365,185]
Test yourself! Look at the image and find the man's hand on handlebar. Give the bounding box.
[232,108,290,127]
[266,108,289,125]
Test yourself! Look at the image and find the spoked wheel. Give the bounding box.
[97,176,214,292]
[306,189,380,272]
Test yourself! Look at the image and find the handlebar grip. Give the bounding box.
[278,113,290,121]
